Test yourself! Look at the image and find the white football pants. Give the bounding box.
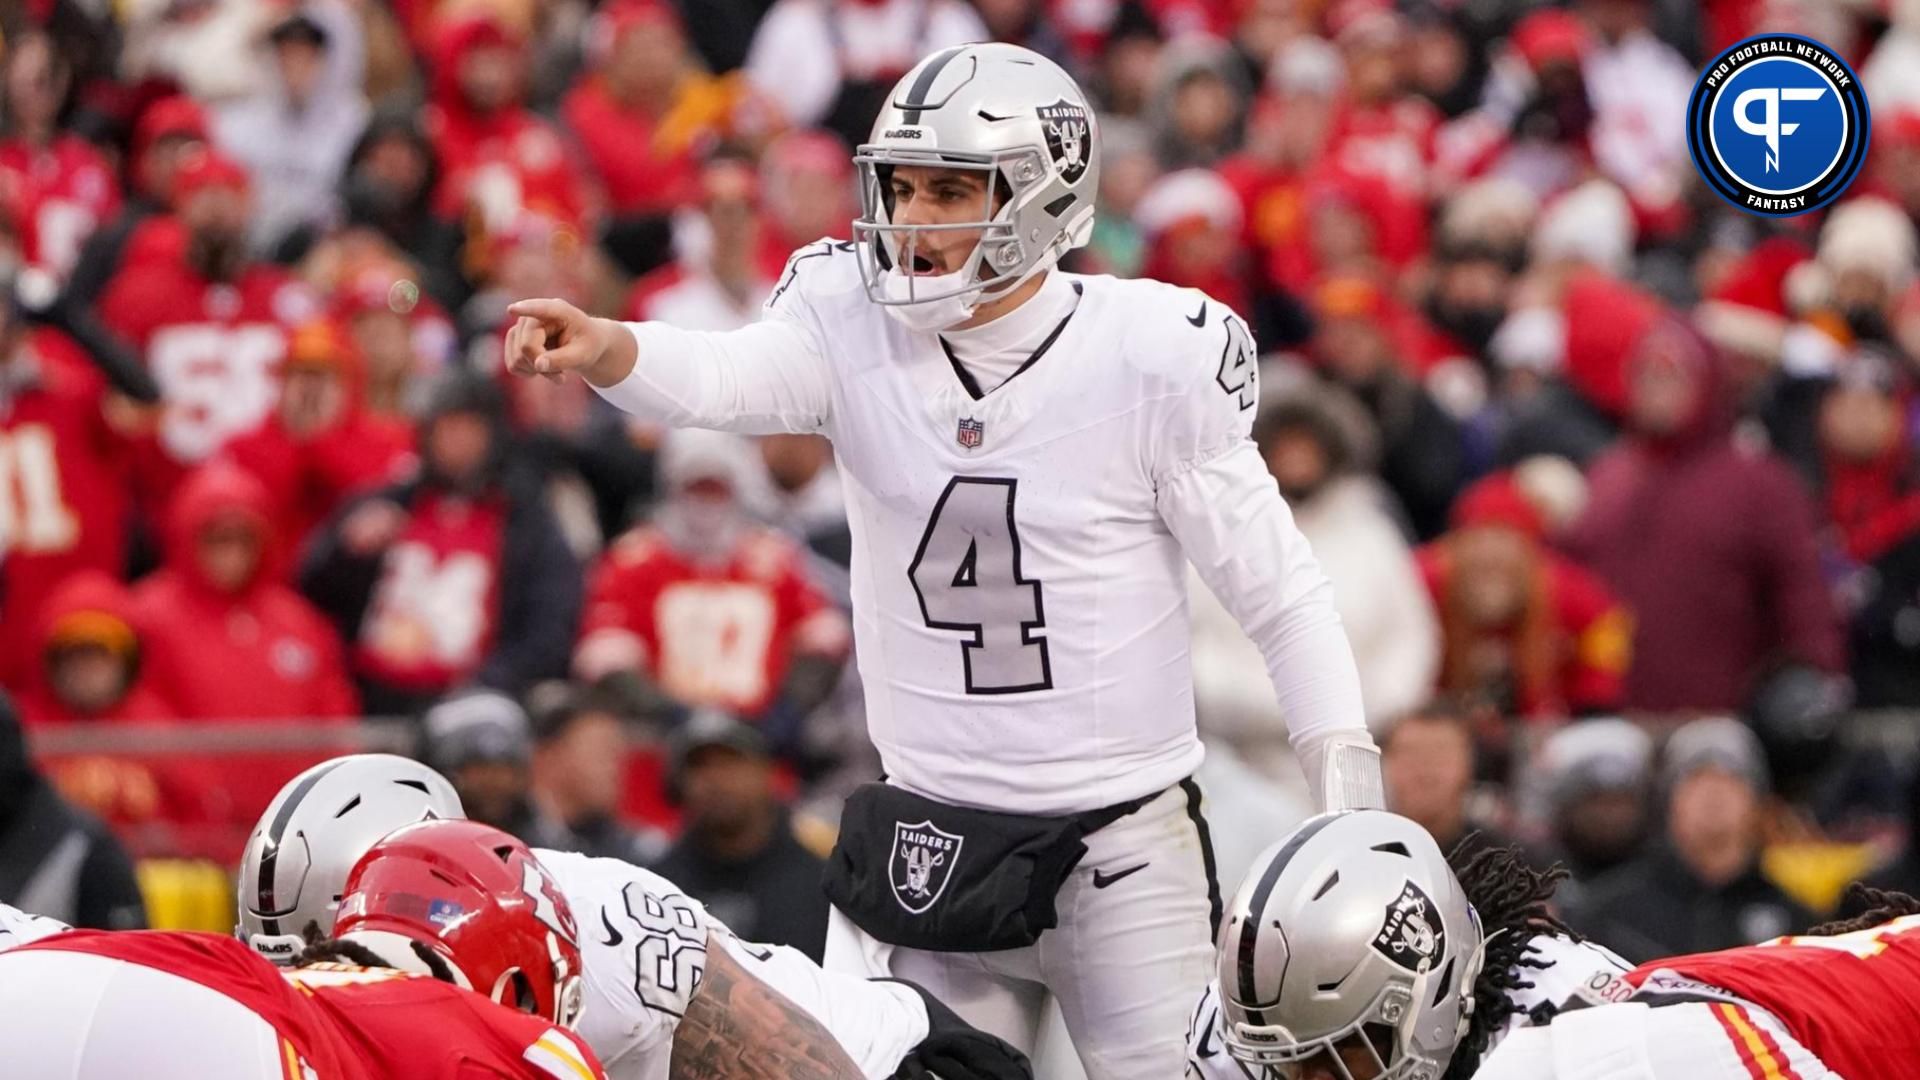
[825,780,1221,1080]
[0,949,294,1080]
[1475,1000,1839,1080]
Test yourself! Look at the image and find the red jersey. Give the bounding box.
[581,525,848,717]
[0,134,121,279]
[354,491,509,693]
[97,258,317,486]
[560,78,699,216]
[1627,913,1920,1079]
[0,332,135,686]
[19,930,606,1080]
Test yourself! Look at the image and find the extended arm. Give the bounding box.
[505,299,832,435]
[670,934,866,1080]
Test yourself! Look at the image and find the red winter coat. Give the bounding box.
[1564,321,1843,711]
[0,332,137,690]
[560,77,699,216]
[13,571,219,827]
[131,463,358,722]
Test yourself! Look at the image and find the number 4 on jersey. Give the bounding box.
[909,477,1052,695]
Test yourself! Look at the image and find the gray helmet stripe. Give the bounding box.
[1236,811,1349,1022]
[899,45,969,124]
[255,759,348,931]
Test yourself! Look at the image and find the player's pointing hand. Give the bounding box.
[503,298,637,388]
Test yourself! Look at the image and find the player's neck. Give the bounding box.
[952,269,1050,330]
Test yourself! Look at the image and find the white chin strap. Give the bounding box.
[879,266,984,332]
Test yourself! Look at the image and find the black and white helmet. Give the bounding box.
[854,42,1100,312]
[236,754,463,964]
[1218,811,1485,1080]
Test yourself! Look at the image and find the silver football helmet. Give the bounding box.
[853,42,1100,313]
[1218,811,1485,1080]
[236,754,463,964]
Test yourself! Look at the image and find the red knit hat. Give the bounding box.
[1451,472,1545,539]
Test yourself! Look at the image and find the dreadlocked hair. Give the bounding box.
[1440,838,1577,1080]
[1807,883,1920,936]
[291,936,459,986]
[293,937,396,971]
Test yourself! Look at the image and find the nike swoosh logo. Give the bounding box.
[977,109,1016,122]
[1186,301,1207,327]
[599,909,624,948]
[1092,863,1150,889]
[1196,1013,1221,1059]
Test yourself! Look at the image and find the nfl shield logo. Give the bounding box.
[956,417,985,449]
[890,820,964,914]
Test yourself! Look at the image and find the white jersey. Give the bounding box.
[1184,934,1632,1079]
[533,849,927,1080]
[598,239,1367,814]
[0,902,71,953]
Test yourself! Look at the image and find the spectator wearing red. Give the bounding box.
[626,156,776,332]
[97,150,316,499]
[1325,0,1438,200]
[224,319,415,551]
[1564,318,1844,712]
[575,429,849,755]
[424,15,589,240]
[1133,168,1254,321]
[559,1,701,220]
[132,462,359,721]
[14,574,222,830]
[65,94,207,308]
[1219,38,1345,297]
[757,129,854,265]
[14,571,172,729]
[300,372,582,716]
[1417,472,1631,719]
[0,313,139,692]
[0,29,121,281]
[332,258,459,419]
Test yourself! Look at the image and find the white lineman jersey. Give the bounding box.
[532,849,927,1080]
[1184,934,1633,1079]
[0,901,71,953]
[611,239,1356,815]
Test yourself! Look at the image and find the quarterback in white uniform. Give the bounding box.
[504,41,1380,1080]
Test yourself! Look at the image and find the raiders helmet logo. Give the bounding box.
[1371,880,1447,973]
[1037,99,1091,185]
[890,820,964,914]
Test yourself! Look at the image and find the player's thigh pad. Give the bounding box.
[0,950,289,1080]
[1474,1001,1838,1080]
[1039,783,1218,1080]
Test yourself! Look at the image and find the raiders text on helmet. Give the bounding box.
[853,42,1101,312]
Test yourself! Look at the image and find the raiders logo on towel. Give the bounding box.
[890,820,964,914]
[1371,880,1447,972]
[1037,99,1091,184]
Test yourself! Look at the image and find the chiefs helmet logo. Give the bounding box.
[522,860,578,946]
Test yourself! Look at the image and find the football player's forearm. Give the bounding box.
[670,935,865,1080]
[592,320,831,434]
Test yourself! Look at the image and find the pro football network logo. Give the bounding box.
[1686,33,1869,216]
[890,820,962,914]
[1370,880,1447,973]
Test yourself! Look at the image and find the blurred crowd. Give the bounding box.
[3,0,1920,968]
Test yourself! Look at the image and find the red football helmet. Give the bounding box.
[334,819,584,1029]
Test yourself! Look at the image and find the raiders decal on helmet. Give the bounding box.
[1037,99,1091,184]
[1371,880,1447,973]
